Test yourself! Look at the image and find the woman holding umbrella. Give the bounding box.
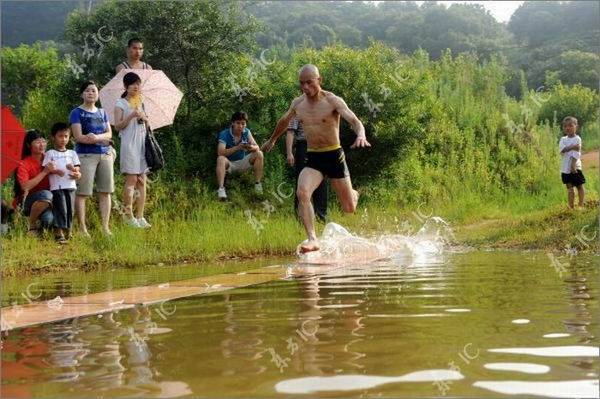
[70,81,115,236]
[113,72,151,228]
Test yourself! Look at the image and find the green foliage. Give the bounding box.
[507,1,599,92]
[64,0,260,113]
[0,43,65,113]
[3,1,599,92]
[248,1,511,59]
[538,83,599,127]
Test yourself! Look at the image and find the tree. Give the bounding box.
[64,0,260,118]
[0,43,64,112]
[538,83,599,127]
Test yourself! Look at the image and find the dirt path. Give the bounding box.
[581,150,598,171]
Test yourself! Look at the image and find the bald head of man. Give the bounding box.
[299,64,322,98]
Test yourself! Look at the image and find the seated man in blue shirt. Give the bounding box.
[216,111,264,200]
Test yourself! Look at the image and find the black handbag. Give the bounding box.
[145,124,164,172]
[142,103,164,172]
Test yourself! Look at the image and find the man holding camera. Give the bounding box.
[216,111,264,200]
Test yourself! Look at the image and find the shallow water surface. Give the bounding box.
[1,251,598,398]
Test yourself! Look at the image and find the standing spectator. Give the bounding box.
[115,38,152,73]
[70,81,115,236]
[559,116,586,209]
[43,123,81,243]
[114,72,151,228]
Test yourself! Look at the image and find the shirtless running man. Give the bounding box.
[262,64,370,253]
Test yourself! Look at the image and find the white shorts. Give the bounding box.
[227,154,253,174]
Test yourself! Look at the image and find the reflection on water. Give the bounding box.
[1,251,598,397]
[472,379,599,398]
[483,362,550,374]
[275,370,465,394]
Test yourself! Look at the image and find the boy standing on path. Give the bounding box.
[559,116,585,209]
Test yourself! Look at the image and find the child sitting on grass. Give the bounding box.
[43,122,81,243]
[559,116,585,209]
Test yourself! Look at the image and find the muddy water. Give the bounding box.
[1,251,598,398]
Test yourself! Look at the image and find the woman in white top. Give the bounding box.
[113,72,151,228]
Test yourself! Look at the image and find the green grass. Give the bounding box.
[3,181,597,277]
[581,122,600,151]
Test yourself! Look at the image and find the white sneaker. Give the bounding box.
[124,217,140,228]
[254,182,263,195]
[136,217,151,228]
[217,187,227,200]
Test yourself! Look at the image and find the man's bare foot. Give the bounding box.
[353,189,360,205]
[299,239,320,253]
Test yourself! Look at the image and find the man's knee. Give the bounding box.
[216,156,228,169]
[297,187,312,203]
[252,151,264,165]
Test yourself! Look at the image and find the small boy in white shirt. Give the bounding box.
[558,116,585,209]
[43,122,81,243]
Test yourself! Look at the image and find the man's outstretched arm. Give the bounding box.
[331,95,370,149]
[262,98,300,152]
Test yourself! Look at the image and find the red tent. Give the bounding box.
[1,105,25,183]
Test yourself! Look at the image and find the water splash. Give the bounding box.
[298,217,453,264]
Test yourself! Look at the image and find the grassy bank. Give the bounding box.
[2,176,597,277]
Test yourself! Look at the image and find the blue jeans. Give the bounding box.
[22,190,54,228]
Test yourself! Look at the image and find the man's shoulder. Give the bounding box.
[217,128,230,139]
[291,95,305,107]
[324,90,343,101]
[322,91,344,107]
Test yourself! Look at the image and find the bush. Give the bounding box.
[538,83,599,127]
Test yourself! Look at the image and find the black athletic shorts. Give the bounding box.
[306,147,350,179]
[561,170,586,186]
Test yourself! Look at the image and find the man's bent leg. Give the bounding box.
[313,180,328,221]
[330,177,358,213]
[216,156,230,188]
[249,151,264,182]
[293,142,308,217]
[297,167,324,251]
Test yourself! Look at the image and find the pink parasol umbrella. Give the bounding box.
[99,69,183,131]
